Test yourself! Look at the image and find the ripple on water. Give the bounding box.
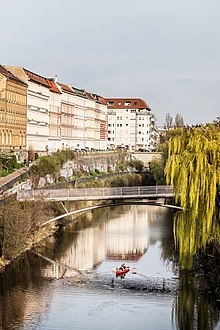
[22,282,175,330]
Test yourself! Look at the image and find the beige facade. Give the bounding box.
[6,66,50,155]
[0,65,27,159]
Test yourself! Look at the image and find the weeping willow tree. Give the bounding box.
[165,124,220,269]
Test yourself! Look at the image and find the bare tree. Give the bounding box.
[174,114,184,128]
[164,113,173,130]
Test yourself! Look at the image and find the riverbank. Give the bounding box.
[0,198,109,272]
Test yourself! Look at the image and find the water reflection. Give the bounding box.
[35,205,177,279]
[0,205,219,330]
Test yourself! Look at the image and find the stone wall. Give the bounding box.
[60,152,130,179]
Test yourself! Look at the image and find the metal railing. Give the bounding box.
[17,185,174,202]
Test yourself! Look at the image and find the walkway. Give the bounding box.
[0,167,30,190]
[17,185,174,202]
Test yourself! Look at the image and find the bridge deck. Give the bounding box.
[17,186,174,202]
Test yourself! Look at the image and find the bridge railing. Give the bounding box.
[17,185,174,201]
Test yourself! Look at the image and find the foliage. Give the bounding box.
[127,159,144,172]
[165,124,220,269]
[0,197,57,259]
[149,156,166,185]
[78,173,144,188]
[30,149,75,188]
[0,153,24,177]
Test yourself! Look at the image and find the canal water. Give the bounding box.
[0,204,219,330]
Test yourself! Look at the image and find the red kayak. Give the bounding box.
[116,267,130,277]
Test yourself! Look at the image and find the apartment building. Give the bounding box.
[106,98,157,151]
[84,92,108,150]
[6,66,51,155]
[4,66,109,154]
[0,65,27,160]
[47,78,62,152]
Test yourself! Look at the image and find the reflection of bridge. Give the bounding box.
[17,185,174,202]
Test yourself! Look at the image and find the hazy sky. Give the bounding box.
[1,0,220,126]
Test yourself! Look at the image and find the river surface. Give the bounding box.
[0,204,219,330]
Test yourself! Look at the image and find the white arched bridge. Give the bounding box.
[17,185,175,202]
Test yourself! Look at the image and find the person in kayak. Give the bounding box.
[119,263,126,271]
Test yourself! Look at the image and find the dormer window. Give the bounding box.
[108,101,114,106]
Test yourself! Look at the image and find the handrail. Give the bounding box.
[17,185,174,202]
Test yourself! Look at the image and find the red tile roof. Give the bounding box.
[0,65,27,85]
[105,98,151,110]
[24,68,51,88]
[58,82,75,94]
[98,96,107,105]
[46,79,61,94]
[86,92,107,105]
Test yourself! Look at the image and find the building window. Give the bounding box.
[108,102,114,106]
[125,102,131,106]
[118,102,121,105]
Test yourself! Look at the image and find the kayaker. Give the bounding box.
[119,263,126,271]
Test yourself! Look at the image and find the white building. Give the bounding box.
[6,67,108,153]
[105,98,157,151]
[57,83,108,151]
[47,78,62,153]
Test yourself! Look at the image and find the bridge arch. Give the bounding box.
[40,201,183,228]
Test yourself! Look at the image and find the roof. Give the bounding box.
[24,68,51,88]
[98,96,107,105]
[72,86,86,98]
[105,98,151,110]
[86,92,108,105]
[46,79,61,94]
[58,82,75,94]
[0,65,27,86]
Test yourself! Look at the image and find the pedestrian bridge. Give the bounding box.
[17,185,174,202]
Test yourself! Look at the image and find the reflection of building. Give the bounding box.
[0,65,27,160]
[52,206,152,271]
[105,206,149,260]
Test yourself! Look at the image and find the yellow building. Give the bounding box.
[0,65,27,160]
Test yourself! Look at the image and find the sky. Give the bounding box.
[1,0,220,126]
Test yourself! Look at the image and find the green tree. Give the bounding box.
[127,159,144,172]
[149,157,166,185]
[165,124,220,269]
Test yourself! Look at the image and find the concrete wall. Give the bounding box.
[131,152,161,167]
